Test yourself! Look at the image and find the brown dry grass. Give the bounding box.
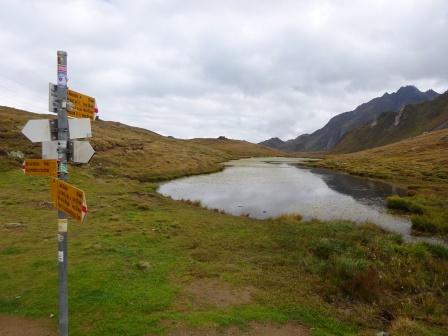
[0,106,283,181]
[0,314,56,336]
[181,278,255,308]
[310,128,448,191]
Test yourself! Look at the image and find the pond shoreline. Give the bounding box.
[159,158,422,237]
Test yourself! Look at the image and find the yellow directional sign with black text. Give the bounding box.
[22,159,58,177]
[51,178,88,223]
[67,88,97,120]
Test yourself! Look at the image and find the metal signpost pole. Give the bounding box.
[21,51,95,335]
[56,50,69,336]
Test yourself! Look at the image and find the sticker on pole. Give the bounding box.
[22,159,58,177]
[51,178,88,223]
[49,83,58,113]
[67,88,97,120]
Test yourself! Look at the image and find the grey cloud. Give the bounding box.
[0,0,447,142]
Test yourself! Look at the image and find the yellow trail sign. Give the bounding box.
[51,178,88,223]
[22,159,58,177]
[67,88,97,120]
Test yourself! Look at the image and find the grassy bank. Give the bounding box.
[1,167,448,335]
[0,106,282,181]
[306,129,448,237]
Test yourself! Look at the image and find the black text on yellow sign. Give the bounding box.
[67,88,97,121]
[51,178,88,223]
[22,159,58,177]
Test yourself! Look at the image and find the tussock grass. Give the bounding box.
[274,213,303,223]
[387,195,426,214]
[412,214,447,234]
[424,243,448,260]
[389,317,443,336]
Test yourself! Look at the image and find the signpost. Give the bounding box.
[21,118,92,143]
[22,119,55,143]
[42,141,59,160]
[51,178,88,223]
[67,88,97,120]
[20,51,97,336]
[71,141,95,164]
[22,159,58,177]
[51,83,98,120]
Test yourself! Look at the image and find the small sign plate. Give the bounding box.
[67,89,97,120]
[51,178,87,223]
[22,159,58,177]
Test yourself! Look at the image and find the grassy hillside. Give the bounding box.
[1,106,447,335]
[0,106,282,181]
[188,137,285,158]
[308,129,448,236]
[332,92,448,153]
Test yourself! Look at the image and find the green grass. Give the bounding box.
[1,169,447,335]
[1,106,448,334]
[411,215,448,234]
[387,195,426,214]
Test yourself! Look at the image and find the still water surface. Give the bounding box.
[159,157,420,240]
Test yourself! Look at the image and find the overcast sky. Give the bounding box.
[1,0,447,142]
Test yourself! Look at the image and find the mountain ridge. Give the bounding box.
[332,91,448,153]
[260,85,440,152]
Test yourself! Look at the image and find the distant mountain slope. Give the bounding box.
[0,106,282,181]
[310,128,448,187]
[332,92,448,153]
[261,86,439,152]
[259,137,285,150]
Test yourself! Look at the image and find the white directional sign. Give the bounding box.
[42,141,59,160]
[68,118,92,139]
[42,140,95,163]
[71,141,95,163]
[22,120,53,143]
[22,118,91,143]
[49,83,58,112]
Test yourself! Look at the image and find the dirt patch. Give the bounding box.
[183,278,255,308]
[0,315,56,336]
[163,321,309,336]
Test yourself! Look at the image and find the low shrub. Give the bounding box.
[388,317,435,336]
[274,213,303,223]
[411,215,441,233]
[387,195,425,214]
[324,256,379,301]
[310,238,346,260]
[424,243,448,259]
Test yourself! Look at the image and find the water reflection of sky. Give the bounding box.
[158,157,412,236]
